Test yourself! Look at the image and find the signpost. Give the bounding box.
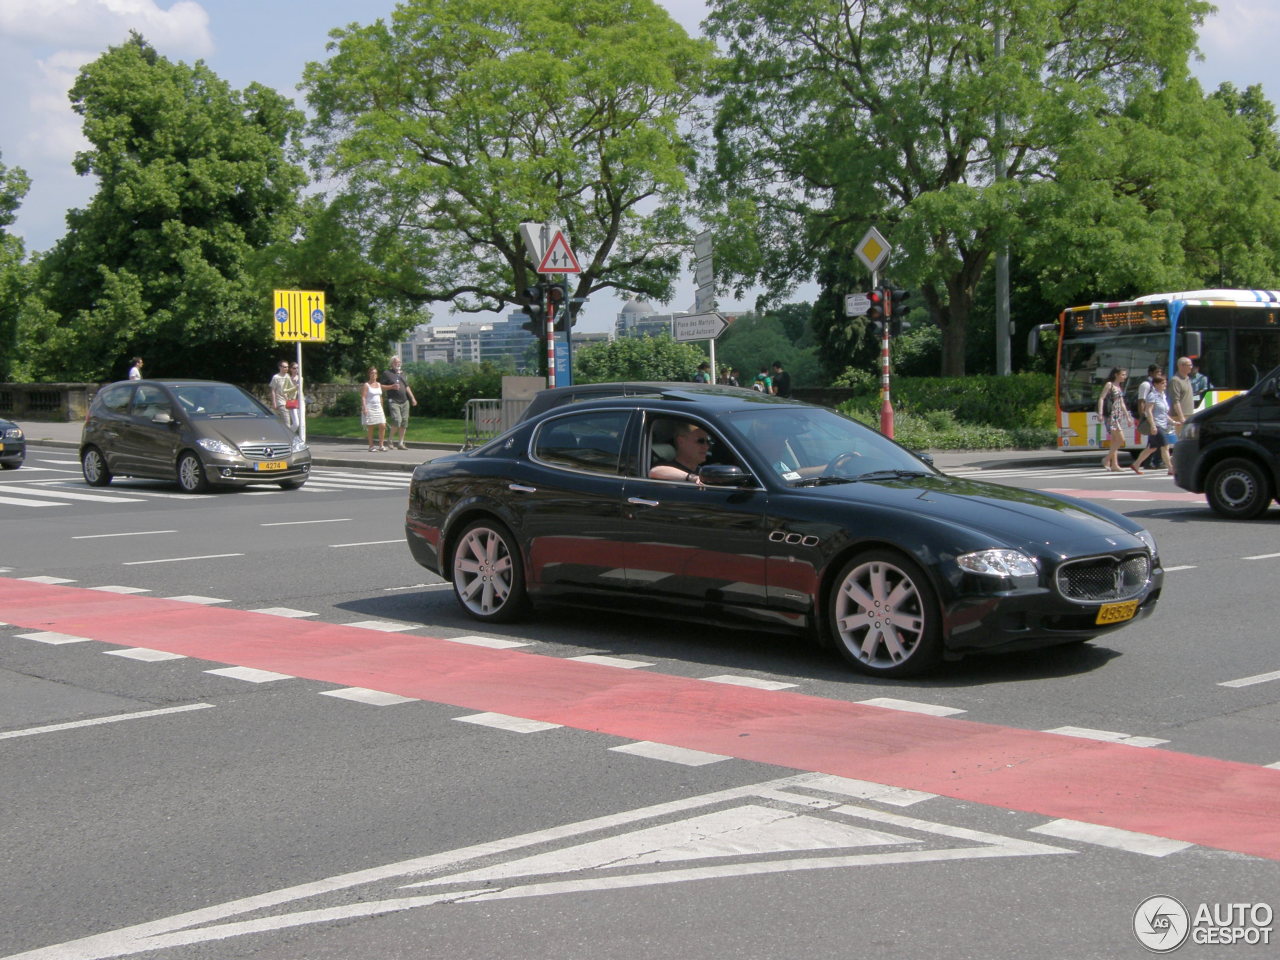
[844,293,870,318]
[535,229,582,389]
[672,313,728,342]
[272,290,326,443]
[853,228,895,439]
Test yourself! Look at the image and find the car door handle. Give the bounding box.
[509,483,536,493]
[627,497,660,507]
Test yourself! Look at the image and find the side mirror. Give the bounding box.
[700,464,753,487]
[153,412,173,424]
[913,451,935,467]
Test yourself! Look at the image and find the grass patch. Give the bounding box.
[307,416,467,445]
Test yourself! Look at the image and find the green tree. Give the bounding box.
[0,153,32,380]
[574,333,705,383]
[303,0,715,373]
[703,0,1212,375]
[715,308,820,388]
[24,33,308,382]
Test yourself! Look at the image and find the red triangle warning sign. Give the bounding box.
[537,230,582,274]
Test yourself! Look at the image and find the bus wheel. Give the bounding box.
[1205,458,1271,519]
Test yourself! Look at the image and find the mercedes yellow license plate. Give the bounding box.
[255,460,287,471]
[1096,600,1139,625]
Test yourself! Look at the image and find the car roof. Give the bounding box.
[102,379,240,388]
[520,381,783,421]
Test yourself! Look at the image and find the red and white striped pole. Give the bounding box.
[879,320,894,439]
[545,290,556,389]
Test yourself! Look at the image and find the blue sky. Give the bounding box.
[2,1,1277,332]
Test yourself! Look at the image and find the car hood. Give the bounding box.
[196,417,296,448]
[809,473,1145,555]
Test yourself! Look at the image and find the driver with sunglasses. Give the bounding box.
[648,421,711,483]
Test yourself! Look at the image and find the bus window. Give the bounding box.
[1236,329,1280,387]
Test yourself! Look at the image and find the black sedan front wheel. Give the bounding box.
[451,519,529,623]
[827,549,942,677]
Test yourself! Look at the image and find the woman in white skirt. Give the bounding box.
[360,366,388,451]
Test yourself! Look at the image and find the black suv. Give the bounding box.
[1173,365,1280,518]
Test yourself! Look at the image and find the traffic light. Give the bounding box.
[888,287,912,336]
[866,288,886,337]
[548,281,573,332]
[519,282,546,336]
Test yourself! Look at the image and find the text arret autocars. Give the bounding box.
[406,386,1162,677]
[0,417,26,470]
[81,379,310,493]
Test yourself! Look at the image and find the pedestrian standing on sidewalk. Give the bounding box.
[379,355,417,450]
[1130,375,1173,475]
[269,361,295,429]
[360,366,388,452]
[1097,367,1132,473]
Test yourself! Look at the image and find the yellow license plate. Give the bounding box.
[1096,600,1139,625]
[255,460,288,471]
[0,443,4,451]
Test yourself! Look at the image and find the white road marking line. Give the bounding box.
[105,648,187,662]
[1219,669,1280,688]
[1028,819,1193,857]
[205,666,294,683]
[701,674,797,690]
[0,703,213,741]
[123,553,244,565]
[72,530,177,539]
[88,585,151,594]
[320,687,417,706]
[1266,761,1280,770]
[164,595,229,604]
[15,631,92,645]
[444,634,531,649]
[1242,552,1280,560]
[787,775,936,807]
[1162,565,1197,571]
[260,518,352,527]
[248,607,317,618]
[20,575,76,584]
[388,582,451,591]
[343,619,417,632]
[1043,725,1169,747]
[454,712,561,733]
[858,697,966,717]
[0,494,59,506]
[568,655,655,669]
[331,539,402,547]
[609,741,730,766]
[8,485,148,503]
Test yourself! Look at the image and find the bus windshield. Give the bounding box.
[1059,331,1168,412]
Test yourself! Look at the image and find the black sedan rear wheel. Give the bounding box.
[81,446,112,486]
[1205,457,1271,519]
[827,549,942,677]
[451,519,529,623]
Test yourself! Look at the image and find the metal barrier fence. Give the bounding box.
[463,397,531,448]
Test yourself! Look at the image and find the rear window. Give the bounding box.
[94,383,133,415]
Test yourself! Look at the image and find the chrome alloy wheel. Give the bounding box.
[829,551,941,676]
[451,521,527,622]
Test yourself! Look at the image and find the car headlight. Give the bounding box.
[4,427,22,440]
[196,437,238,456]
[291,435,307,453]
[957,549,1039,578]
[1135,528,1158,556]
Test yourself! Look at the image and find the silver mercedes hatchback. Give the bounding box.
[80,379,310,492]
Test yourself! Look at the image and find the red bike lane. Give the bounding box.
[3,577,1277,862]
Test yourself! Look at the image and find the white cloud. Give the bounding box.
[0,0,213,57]
[1196,1,1280,91]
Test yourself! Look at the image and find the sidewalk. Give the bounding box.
[22,419,1097,474]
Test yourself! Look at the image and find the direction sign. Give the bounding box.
[694,258,715,288]
[855,227,891,273]
[693,230,713,261]
[694,287,717,313]
[673,312,728,342]
[844,293,870,317]
[537,230,582,274]
[272,290,327,342]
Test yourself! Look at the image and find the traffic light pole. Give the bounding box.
[874,273,895,440]
[545,289,556,389]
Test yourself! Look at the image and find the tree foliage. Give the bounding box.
[20,34,308,382]
[703,0,1213,375]
[303,0,715,371]
[0,152,31,381]
[573,332,705,383]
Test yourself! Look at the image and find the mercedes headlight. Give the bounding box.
[3,427,22,440]
[957,549,1039,578]
[291,435,307,453]
[196,437,237,456]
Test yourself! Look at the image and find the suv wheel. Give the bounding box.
[1205,457,1271,519]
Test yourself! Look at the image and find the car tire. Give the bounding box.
[176,452,210,493]
[81,446,112,486]
[450,519,529,623]
[1,461,19,470]
[278,479,306,490]
[1205,457,1271,519]
[827,549,943,677]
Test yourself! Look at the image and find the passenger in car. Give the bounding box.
[648,422,710,483]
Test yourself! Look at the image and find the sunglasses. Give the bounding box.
[688,436,711,445]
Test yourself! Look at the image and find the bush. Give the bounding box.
[837,399,1055,450]
[831,371,1055,431]
[329,389,362,417]
[405,362,505,418]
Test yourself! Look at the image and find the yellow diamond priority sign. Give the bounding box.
[273,290,327,342]
[855,227,891,273]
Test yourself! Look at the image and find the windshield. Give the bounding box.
[724,407,935,483]
[172,383,271,419]
[1059,332,1169,412]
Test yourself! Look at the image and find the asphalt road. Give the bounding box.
[1,443,1277,960]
